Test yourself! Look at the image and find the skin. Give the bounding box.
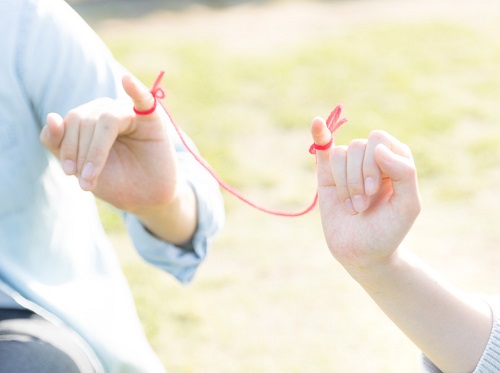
[40,74,197,246]
[310,116,492,372]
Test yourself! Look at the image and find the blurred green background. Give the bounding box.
[72,1,500,372]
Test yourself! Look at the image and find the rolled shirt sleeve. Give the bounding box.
[125,121,225,284]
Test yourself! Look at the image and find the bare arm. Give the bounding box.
[350,250,491,372]
[311,117,492,372]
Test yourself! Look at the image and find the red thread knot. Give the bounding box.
[309,104,347,154]
[133,71,167,116]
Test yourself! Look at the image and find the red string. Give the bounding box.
[309,105,348,154]
[134,71,347,217]
[133,72,166,115]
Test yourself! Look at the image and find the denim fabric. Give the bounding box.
[0,309,94,373]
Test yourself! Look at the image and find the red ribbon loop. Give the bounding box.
[308,104,347,154]
[309,139,334,154]
[133,71,167,116]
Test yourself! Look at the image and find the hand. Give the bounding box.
[41,74,198,244]
[40,74,178,214]
[310,117,422,271]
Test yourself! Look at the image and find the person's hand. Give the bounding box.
[310,117,422,271]
[41,74,198,245]
[40,74,179,215]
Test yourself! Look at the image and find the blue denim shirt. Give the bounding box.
[0,0,225,371]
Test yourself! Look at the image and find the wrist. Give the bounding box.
[342,248,407,287]
[132,181,198,245]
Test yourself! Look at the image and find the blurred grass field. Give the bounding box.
[75,1,500,371]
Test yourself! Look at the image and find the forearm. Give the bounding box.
[346,249,492,373]
[134,181,197,246]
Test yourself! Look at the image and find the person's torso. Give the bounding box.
[0,2,166,371]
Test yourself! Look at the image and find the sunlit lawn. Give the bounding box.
[84,2,500,371]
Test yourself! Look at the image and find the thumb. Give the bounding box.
[374,143,419,201]
[122,74,156,115]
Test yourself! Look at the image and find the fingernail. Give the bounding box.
[42,125,50,140]
[81,162,95,180]
[365,177,375,196]
[79,178,92,191]
[63,160,76,175]
[344,198,358,215]
[352,195,367,212]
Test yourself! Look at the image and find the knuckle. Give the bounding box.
[336,186,351,202]
[88,146,107,164]
[99,111,120,123]
[402,196,422,219]
[64,109,82,124]
[403,163,418,180]
[368,129,389,143]
[348,138,366,150]
[349,138,364,146]
[98,97,114,106]
[331,145,347,160]
[97,112,122,134]
[77,151,87,162]
[80,118,96,130]
[347,177,364,191]
[401,142,412,157]
[85,146,108,168]
[60,144,77,159]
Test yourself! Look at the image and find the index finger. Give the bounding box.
[363,130,406,196]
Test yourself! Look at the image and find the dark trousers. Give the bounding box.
[0,308,95,373]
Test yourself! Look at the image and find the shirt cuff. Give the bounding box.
[124,116,225,284]
[473,296,500,372]
[420,354,443,373]
[124,177,224,285]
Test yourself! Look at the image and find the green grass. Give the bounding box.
[99,19,500,232]
[101,20,500,186]
[96,201,126,233]
[89,4,500,372]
